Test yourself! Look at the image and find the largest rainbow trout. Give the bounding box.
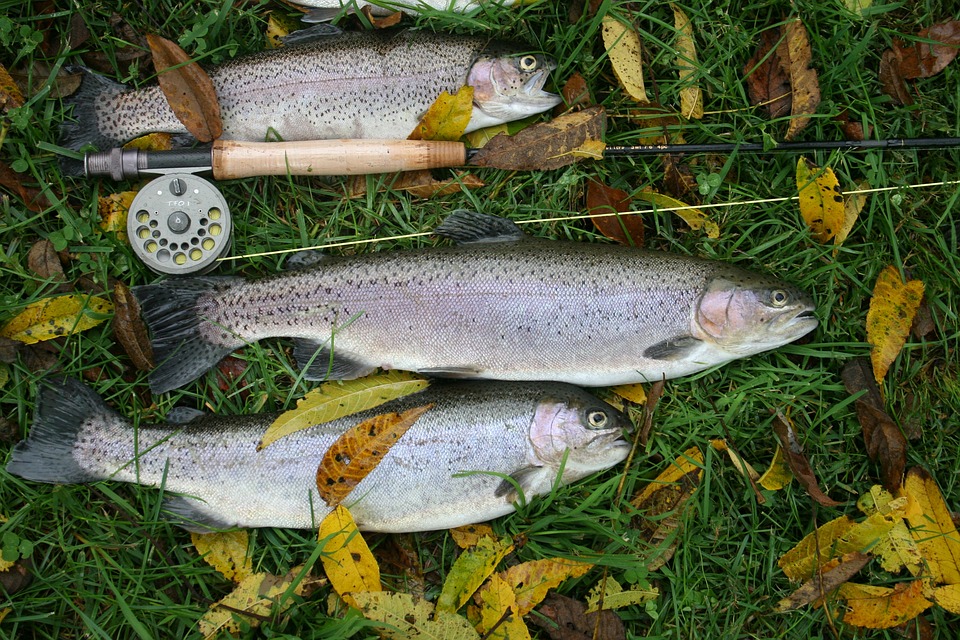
[132,211,818,394]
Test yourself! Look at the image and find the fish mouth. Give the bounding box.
[522,70,563,106]
[780,308,819,339]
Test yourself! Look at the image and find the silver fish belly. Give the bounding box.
[133,211,819,394]
[6,378,630,532]
[60,30,560,152]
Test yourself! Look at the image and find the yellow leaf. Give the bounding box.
[901,467,960,585]
[758,445,793,491]
[351,592,480,639]
[1,294,113,345]
[449,524,496,550]
[192,530,253,584]
[437,536,514,613]
[199,566,317,639]
[98,191,135,241]
[775,551,871,612]
[601,16,648,103]
[568,138,606,160]
[933,583,960,614]
[409,86,475,141]
[834,179,869,251]
[0,608,9,625]
[498,558,594,615]
[123,132,173,151]
[672,4,703,119]
[585,576,658,613]
[634,189,719,238]
[318,505,380,608]
[259,371,429,450]
[265,11,299,49]
[316,403,433,507]
[838,580,933,629]
[857,486,922,575]
[465,124,509,149]
[796,158,844,243]
[474,573,530,640]
[866,266,924,386]
[710,439,759,481]
[610,383,646,405]
[1,62,25,110]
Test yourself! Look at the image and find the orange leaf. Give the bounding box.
[839,580,933,628]
[866,266,925,385]
[316,404,433,507]
[586,179,643,246]
[146,33,222,142]
[497,558,594,616]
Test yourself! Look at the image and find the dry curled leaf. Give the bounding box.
[772,412,843,507]
[879,49,914,106]
[146,33,221,142]
[744,28,791,119]
[775,551,871,612]
[469,106,606,171]
[316,404,433,507]
[559,71,592,112]
[0,160,52,213]
[112,282,154,371]
[530,593,626,640]
[892,21,960,79]
[27,240,65,283]
[586,179,643,246]
[778,19,820,140]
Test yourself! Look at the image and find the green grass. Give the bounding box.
[2,0,959,637]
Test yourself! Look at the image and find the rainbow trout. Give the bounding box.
[6,378,630,531]
[293,0,516,21]
[60,29,561,152]
[133,210,819,394]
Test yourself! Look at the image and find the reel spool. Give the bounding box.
[127,173,232,275]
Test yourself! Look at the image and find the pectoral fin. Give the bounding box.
[494,466,551,503]
[643,336,704,361]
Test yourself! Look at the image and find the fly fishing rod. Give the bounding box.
[87,137,959,275]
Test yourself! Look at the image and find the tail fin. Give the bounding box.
[6,378,113,484]
[132,277,243,394]
[59,67,127,156]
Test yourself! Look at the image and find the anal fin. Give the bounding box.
[163,496,237,533]
[293,339,376,381]
[418,366,483,379]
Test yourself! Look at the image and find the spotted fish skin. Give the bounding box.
[6,377,630,532]
[132,211,819,394]
[61,30,560,151]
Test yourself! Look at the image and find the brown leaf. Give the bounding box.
[662,154,698,200]
[557,71,593,116]
[360,5,403,28]
[833,110,866,141]
[344,170,484,199]
[112,282,154,372]
[0,558,33,595]
[772,412,843,507]
[911,299,935,339]
[841,358,907,492]
[0,160,52,213]
[893,21,960,79]
[586,179,643,246]
[10,62,82,100]
[744,28,792,119]
[27,240,65,283]
[0,62,25,111]
[469,106,606,171]
[879,49,914,106]
[146,33,222,142]
[216,355,248,394]
[775,551,871,612]
[81,14,149,77]
[529,593,626,640]
[778,19,821,140]
[316,404,433,507]
[374,534,426,599]
[0,337,21,364]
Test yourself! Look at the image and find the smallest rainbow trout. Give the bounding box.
[6,378,630,532]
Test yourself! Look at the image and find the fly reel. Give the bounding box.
[127,173,232,275]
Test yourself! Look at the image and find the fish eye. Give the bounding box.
[586,409,609,429]
[771,290,789,307]
[519,55,538,71]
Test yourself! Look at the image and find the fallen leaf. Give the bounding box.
[775,551,871,612]
[0,558,32,596]
[450,524,496,549]
[317,404,432,507]
[777,19,820,140]
[360,5,404,29]
[857,486,922,574]
[318,505,381,607]
[662,154,698,200]
[772,412,843,507]
[635,189,718,238]
[473,573,529,640]
[866,267,924,385]
[672,4,703,119]
[191,530,253,584]
[409,86,475,141]
[879,49,914,106]
[351,592,480,639]
[758,444,794,491]
[585,575,658,612]
[530,593,626,640]
[199,566,319,639]
[601,16,648,103]
[630,446,704,570]
[112,282,154,371]
[98,191,135,241]
[344,170,484,200]
[892,21,960,79]
[711,439,760,481]
[123,132,174,151]
[0,160,52,213]
[469,106,606,171]
[609,383,646,405]
[465,124,508,149]
[796,158,844,243]
[375,534,426,600]
[586,179,643,246]
[834,179,869,251]
[1,294,113,345]
[841,358,907,492]
[744,28,792,119]
[260,371,429,450]
[265,12,293,49]
[0,62,24,111]
[901,467,960,586]
[437,536,514,614]
[629,102,680,144]
[559,71,592,112]
[833,110,866,141]
[27,240,65,283]
[497,558,593,616]
[146,33,222,142]
[933,584,960,614]
[839,580,933,629]
[843,0,873,16]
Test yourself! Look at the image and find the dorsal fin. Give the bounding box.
[435,210,525,245]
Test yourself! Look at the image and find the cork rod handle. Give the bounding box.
[211,139,467,179]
